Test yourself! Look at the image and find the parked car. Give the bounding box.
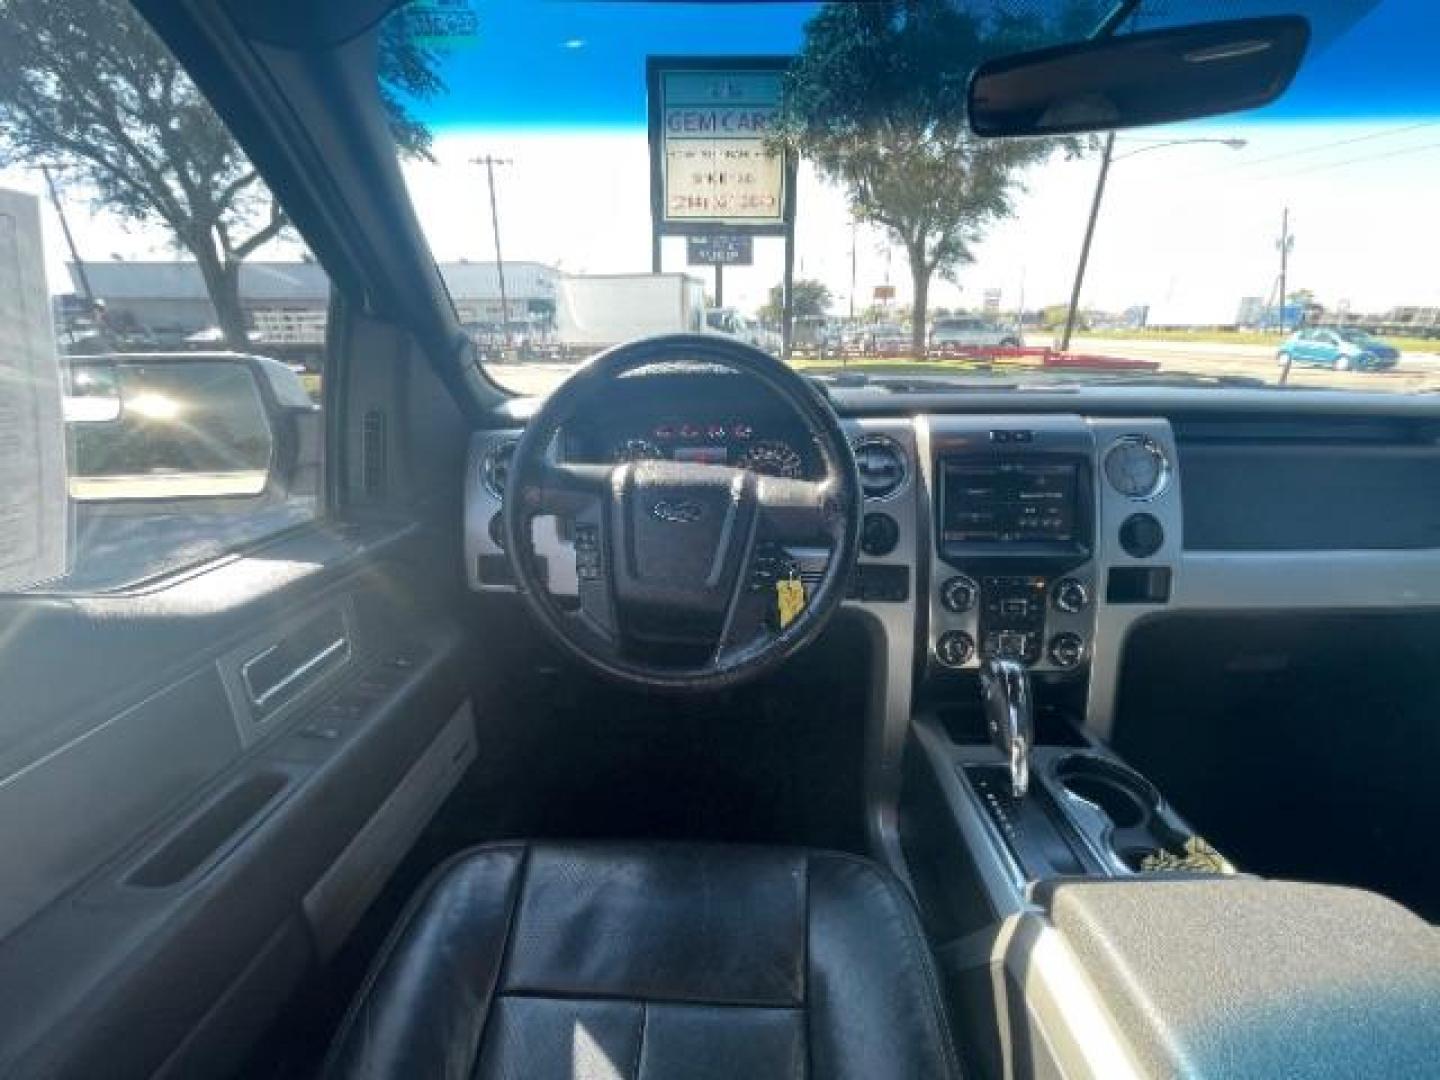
[705,307,779,354]
[864,322,911,354]
[1277,327,1400,371]
[929,316,1022,353]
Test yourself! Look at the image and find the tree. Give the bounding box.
[779,1,1092,355]
[0,0,443,348]
[1042,303,1079,330]
[760,279,832,323]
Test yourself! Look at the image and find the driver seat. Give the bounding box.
[322,842,962,1079]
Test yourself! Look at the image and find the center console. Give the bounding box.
[922,416,1098,675]
[906,697,1440,1080]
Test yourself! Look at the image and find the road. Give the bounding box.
[1070,336,1440,392]
[485,337,1440,397]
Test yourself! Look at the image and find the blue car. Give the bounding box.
[1277,327,1401,371]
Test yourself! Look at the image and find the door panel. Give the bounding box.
[0,521,471,1078]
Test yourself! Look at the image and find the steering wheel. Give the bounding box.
[504,334,861,692]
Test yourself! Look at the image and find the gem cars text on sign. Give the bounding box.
[651,64,790,230]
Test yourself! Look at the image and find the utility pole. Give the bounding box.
[39,164,115,345]
[1060,130,1115,353]
[1277,208,1296,385]
[472,155,512,349]
[40,166,96,307]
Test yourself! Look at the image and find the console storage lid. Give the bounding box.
[1036,877,1440,1079]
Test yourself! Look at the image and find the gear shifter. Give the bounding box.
[980,657,1033,798]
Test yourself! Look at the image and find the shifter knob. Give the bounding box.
[979,657,1034,798]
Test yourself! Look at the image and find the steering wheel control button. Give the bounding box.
[750,544,799,591]
[1049,632,1086,669]
[935,631,975,669]
[860,512,900,557]
[1052,577,1090,613]
[1119,513,1165,559]
[573,523,602,581]
[940,574,978,613]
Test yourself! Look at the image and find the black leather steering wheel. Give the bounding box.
[504,334,861,692]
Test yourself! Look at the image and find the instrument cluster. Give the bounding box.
[604,419,807,478]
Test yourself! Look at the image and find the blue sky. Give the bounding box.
[405,0,1435,131]
[376,0,1440,319]
[10,1,1440,321]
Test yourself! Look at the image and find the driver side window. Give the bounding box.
[0,9,326,594]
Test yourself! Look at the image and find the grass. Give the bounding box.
[1078,327,1440,353]
[791,356,994,373]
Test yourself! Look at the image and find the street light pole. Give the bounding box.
[1111,137,1249,162]
[472,155,512,348]
[1058,136,1247,353]
[1059,131,1115,353]
[849,218,857,321]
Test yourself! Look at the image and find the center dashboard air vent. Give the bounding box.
[853,434,908,500]
[479,439,519,500]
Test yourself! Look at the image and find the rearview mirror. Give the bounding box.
[968,16,1310,138]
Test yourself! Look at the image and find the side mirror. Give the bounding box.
[64,353,319,502]
[968,16,1310,137]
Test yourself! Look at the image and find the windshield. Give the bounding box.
[382,0,1440,395]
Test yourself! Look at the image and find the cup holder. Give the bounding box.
[1054,755,1159,830]
[1116,844,1184,873]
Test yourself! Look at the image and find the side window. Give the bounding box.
[0,7,325,593]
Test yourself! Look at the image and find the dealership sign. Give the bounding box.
[648,58,794,236]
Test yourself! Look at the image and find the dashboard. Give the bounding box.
[466,374,1440,744]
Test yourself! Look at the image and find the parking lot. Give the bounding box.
[483,335,1440,397]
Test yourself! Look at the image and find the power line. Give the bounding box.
[1187,120,1440,182]
[1254,137,1440,182]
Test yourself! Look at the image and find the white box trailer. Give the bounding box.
[553,273,707,350]
[1142,287,1249,329]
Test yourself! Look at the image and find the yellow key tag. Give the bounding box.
[776,576,806,629]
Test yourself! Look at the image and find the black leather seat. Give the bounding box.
[323,842,961,1079]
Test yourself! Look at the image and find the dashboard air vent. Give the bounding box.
[480,439,519,500]
[853,435,907,500]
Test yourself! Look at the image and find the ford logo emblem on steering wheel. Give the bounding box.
[651,498,704,524]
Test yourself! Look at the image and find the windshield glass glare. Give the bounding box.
[380,0,1439,396]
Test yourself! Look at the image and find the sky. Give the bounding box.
[5,0,1440,323]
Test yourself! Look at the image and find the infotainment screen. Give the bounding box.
[941,461,1078,543]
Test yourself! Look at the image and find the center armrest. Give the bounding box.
[1036,877,1440,1079]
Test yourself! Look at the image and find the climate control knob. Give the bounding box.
[1052,577,1090,613]
[1048,632,1086,669]
[940,575,979,614]
[861,512,900,557]
[935,631,975,669]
